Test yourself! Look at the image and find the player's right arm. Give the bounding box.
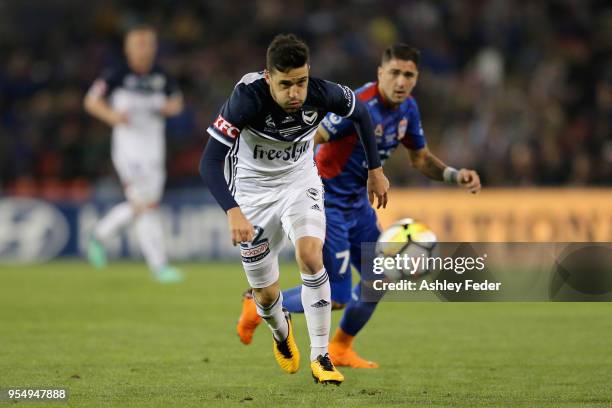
[200,81,260,245]
[200,138,254,245]
[83,71,128,126]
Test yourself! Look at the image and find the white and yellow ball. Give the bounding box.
[376,218,437,280]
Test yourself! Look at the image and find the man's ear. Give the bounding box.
[264,69,271,85]
[377,66,383,82]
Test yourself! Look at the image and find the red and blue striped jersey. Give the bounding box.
[315,81,426,209]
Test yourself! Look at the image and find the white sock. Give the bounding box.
[254,292,289,342]
[135,208,167,272]
[301,268,331,361]
[95,201,134,242]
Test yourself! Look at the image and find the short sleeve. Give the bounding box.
[86,68,122,100]
[206,83,258,147]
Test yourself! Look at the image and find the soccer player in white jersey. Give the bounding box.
[200,34,390,385]
[83,25,184,283]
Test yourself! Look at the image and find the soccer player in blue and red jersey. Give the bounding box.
[237,44,481,368]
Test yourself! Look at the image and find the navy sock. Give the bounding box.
[339,282,380,336]
[281,285,304,313]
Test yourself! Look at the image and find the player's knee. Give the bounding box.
[295,238,323,274]
[125,184,162,213]
[297,252,323,274]
[331,301,346,310]
[252,285,279,308]
[130,200,159,215]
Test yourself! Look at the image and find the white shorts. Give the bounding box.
[112,155,166,206]
[237,175,326,288]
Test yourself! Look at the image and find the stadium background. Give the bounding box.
[1,0,611,263]
[1,2,612,406]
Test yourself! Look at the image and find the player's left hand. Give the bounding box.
[457,169,481,194]
[367,167,390,209]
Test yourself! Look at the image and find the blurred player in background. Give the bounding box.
[83,24,184,283]
[237,44,481,368]
[200,34,389,385]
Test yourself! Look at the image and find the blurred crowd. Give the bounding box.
[1,0,610,200]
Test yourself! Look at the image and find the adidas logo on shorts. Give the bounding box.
[310,204,321,211]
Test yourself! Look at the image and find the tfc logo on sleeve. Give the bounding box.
[214,115,240,139]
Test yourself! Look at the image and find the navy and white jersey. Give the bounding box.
[206,71,356,197]
[87,63,180,162]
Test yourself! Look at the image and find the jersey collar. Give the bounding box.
[374,82,402,111]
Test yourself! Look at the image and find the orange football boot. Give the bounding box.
[236,289,262,345]
[328,328,379,369]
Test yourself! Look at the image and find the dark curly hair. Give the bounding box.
[266,33,310,73]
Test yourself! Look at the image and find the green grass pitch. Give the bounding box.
[1,261,611,407]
